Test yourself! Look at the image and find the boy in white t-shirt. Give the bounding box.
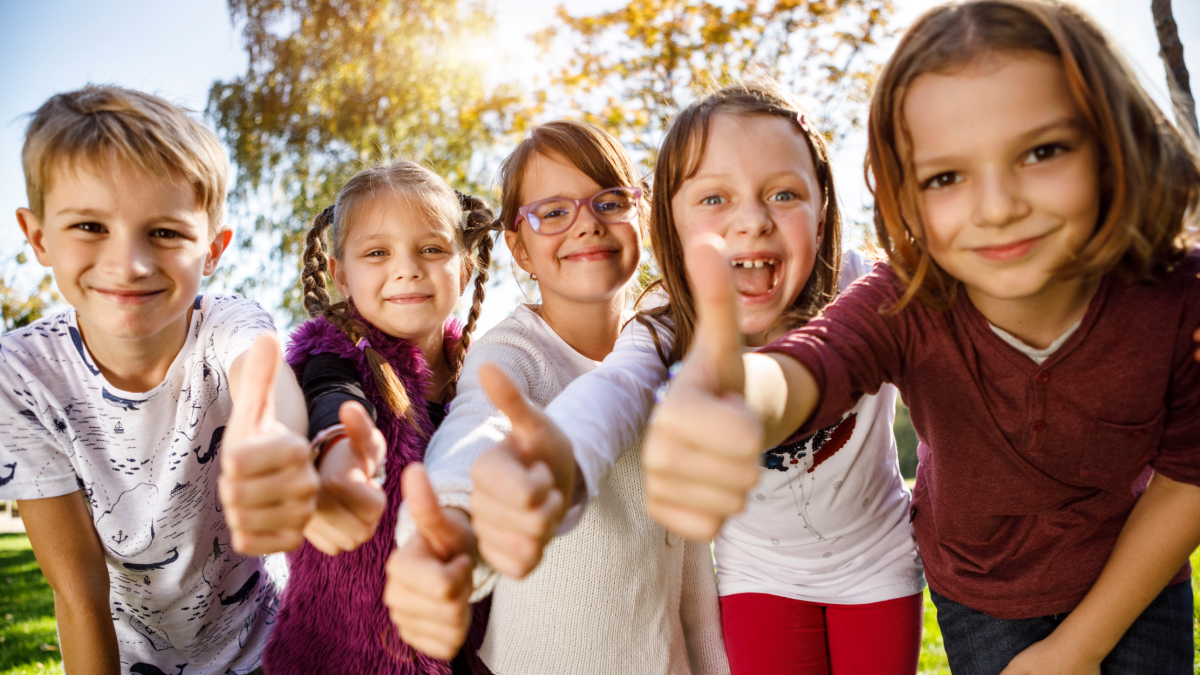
[0,85,336,675]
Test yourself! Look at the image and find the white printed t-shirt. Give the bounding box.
[0,294,284,675]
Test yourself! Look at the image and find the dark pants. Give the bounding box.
[931,581,1193,675]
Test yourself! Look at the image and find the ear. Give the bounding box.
[504,229,534,277]
[17,208,52,267]
[329,256,350,301]
[203,229,234,276]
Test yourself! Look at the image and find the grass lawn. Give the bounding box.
[0,532,1197,674]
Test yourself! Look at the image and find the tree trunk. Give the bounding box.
[1152,0,1198,141]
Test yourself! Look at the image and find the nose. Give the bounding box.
[391,250,424,280]
[972,167,1030,229]
[101,231,154,281]
[732,200,775,239]
[572,205,607,238]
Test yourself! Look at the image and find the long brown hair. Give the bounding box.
[300,161,499,420]
[639,80,844,364]
[868,0,1200,311]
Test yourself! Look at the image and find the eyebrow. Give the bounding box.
[913,117,1085,170]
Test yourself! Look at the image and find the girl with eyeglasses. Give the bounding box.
[384,120,729,675]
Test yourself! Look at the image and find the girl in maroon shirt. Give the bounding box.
[643,1,1200,674]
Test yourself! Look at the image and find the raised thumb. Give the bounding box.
[479,363,542,459]
[684,234,744,394]
[230,333,281,434]
[402,463,460,561]
[339,400,386,470]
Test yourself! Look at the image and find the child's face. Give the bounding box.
[506,152,641,308]
[331,195,464,343]
[905,51,1101,309]
[671,113,823,346]
[17,161,227,347]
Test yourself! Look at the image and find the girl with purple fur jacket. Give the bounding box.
[262,161,500,675]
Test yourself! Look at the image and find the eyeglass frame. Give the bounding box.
[511,187,644,235]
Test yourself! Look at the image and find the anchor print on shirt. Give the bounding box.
[761,413,857,540]
[96,484,159,557]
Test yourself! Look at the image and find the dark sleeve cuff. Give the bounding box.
[301,353,376,439]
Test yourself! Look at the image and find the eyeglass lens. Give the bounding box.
[527,188,639,234]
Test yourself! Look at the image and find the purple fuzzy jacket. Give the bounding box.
[263,316,462,675]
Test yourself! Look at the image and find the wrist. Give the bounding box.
[1043,617,1109,666]
[310,424,347,468]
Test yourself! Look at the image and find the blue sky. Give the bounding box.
[1,0,1196,332]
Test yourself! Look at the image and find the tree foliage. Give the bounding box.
[208,0,534,320]
[532,0,894,162]
[0,272,58,333]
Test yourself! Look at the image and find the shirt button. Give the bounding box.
[1036,372,1050,384]
[1032,421,1047,432]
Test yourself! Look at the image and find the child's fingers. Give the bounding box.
[220,433,312,480]
[474,522,543,578]
[642,438,760,489]
[339,401,386,470]
[302,517,359,556]
[644,471,750,517]
[473,469,560,537]
[222,498,313,533]
[645,393,763,464]
[472,448,554,511]
[220,459,318,506]
[644,499,723,541]
[229,334,281,434]
[230,528,304,556]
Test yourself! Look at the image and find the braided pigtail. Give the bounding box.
[301,206,337,318]
[448,192,499,399]
[324,302,415,424]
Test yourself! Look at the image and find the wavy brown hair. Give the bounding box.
[868,0,1200,311]
[300,161,499,420]
[638,81,844,364]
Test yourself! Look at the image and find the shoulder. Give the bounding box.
[0,311,86,384]
[195,294,275,340]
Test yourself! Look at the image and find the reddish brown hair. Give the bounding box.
[868,0,1200,311]
[639,80,844,364]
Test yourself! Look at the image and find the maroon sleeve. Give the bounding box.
[759,261,913,443]
[1150,252,1200,487]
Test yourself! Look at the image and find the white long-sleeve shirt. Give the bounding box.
[544,251,925,604]
[398,304,728,675]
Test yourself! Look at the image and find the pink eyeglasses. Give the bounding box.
[512,187,643,235]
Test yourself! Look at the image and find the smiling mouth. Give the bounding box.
[974,234,1046,262]
[387,294,433,304]
[730,257,781,298]
[562,245,621,262]
[93,289,166,305]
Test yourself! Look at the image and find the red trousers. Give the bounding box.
[720,592,923,675]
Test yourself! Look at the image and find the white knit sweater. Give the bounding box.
[397,304,729,675]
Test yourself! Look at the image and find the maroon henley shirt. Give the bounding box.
[761,250,1200,619]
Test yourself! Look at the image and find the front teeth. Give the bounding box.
[732,259,777,268]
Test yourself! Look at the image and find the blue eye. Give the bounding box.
[701,195,724,206]
[769,191,796,202]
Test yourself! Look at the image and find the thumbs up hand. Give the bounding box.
[643,235,764,541]
[302,401,388,555]
[470,364,577,579]
[219,334,319,555]
[385,464,475,660]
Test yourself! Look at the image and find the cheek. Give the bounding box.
[918,191,963,250]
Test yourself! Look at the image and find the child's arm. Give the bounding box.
[643,237,819,539]
[301,401,387,555]
[19,492,119,675]
[1000,472,1200,675]
[679,538,731,675]
[220,334,318,554]
[385,464,477,660]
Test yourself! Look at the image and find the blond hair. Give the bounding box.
[300,161,500,414]
[22,84,229,233]
[868,0,1200,311]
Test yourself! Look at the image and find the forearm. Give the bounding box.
[742,353,820,449]
[56,591,120,675]
[19,494,119,675]
[1048,473,1200,663]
